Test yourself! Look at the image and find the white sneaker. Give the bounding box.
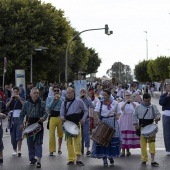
[12,151,17,156]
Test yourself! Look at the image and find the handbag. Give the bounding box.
[7,100,18,129]
[136,108,149,137]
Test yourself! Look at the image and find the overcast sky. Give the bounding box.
[44,0,170,77]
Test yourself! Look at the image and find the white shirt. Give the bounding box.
[94,100,122,117]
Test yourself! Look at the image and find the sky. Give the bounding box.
[44,0,170,78]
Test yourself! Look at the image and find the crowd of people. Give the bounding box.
[0,80,170,168]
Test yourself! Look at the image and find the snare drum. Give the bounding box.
[91,122,115,147]
[23,123,42,137]
[63,121,79,137]
[141,124,158,138]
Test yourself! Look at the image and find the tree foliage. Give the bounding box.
[134,60,151,82]
[106,62,132,83]
[0,0,101,84]
[152,56,170,81]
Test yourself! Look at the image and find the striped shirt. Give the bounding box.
[19,99,48,125]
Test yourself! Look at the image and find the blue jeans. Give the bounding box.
[27,132,43,162]
[162,115,170,152]
[10,117,23,150]
[82,118,90,153]
[0,126,3,151]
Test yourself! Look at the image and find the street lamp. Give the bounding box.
[30,46,48,83]
[144,31,148,60]
[65,24,113,84]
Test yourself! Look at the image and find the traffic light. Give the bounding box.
[105,24,109,35]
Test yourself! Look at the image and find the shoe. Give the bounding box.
[142,161,146,165]
[0,159,3,165]
[120,152,125,157]
[18,151,22,157]
[151,162,159,167]
[12,151,17,156]
[103,162,108,166]
[36,162,41,168]
[126,152,131,156]
[76,161,85,166]
[58,150,62,154]
[49,152,53,156]
[109,158,114,165]
[67,161,74,165]
[167,151,170,156]
[30,159,37,166]
[86,151,91,156]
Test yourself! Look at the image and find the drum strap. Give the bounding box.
[142,108,149,119]
[64,99,75,116]
[24,105,36,128]
[99,101,116,129]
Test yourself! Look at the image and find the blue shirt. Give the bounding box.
[6,98,25,111]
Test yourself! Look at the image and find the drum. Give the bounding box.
[141,124,158,138]
[91,122,115,147]
[63,121,79,137]
[23,123,42,137]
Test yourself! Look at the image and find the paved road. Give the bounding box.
[1,95,170,170]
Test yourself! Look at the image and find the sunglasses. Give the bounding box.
[54,89,59,92]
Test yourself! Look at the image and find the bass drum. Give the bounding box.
[91,122,115,147]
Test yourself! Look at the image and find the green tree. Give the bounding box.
[147,60,160,81]
[106,62,132,83]
[85,48,101,74]
[152,56,170,92]
[134,60,151,82]
[0,0,74,84]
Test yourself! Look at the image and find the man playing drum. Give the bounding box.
[133,93,161,167]
[19,87,48,168]
[60,87,88,166]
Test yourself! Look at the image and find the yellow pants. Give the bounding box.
[66,126,82,162]
[49,117,63,152]
[140,135,156,162]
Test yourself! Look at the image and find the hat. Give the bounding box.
[19,84,23,87]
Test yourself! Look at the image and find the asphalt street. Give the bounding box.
[1,93,170,170]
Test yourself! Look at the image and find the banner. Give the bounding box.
[15,69,26,91]
[74,80,87,97]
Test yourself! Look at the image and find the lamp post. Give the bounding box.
[30,46,48,83]
[65,24,113,84]
[144,31,148,60]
